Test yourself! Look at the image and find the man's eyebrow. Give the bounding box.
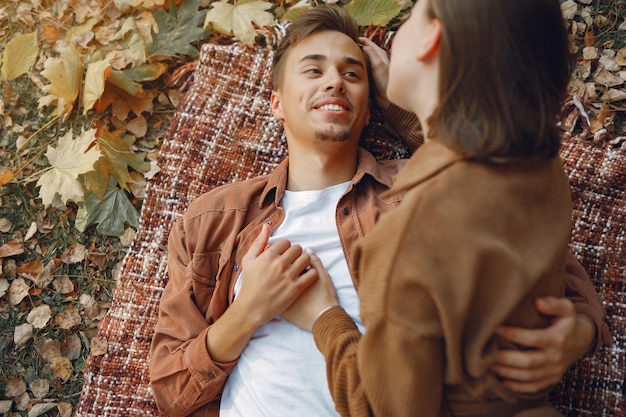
[299,54,365,68]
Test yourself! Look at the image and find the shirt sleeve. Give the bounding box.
[563,252,612,355]
[149,218,236,417]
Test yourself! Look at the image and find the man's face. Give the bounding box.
[271,30,370,146]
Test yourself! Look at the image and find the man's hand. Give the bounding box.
[282,249,339,332]
[359,37,390,110]
[491,297,596,393]
[236,224,320,327]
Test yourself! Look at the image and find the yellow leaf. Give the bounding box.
[1,32,39,81]
[39,44,84,118]
[36,129,102,207]
[204,0,275,46]
[82,59,112,114]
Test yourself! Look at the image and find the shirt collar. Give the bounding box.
[259,147,396,208]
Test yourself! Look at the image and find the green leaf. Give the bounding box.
[344,0,402,27]
[1,32,39,81]
[148,0,208,59]
[77,176,139,236]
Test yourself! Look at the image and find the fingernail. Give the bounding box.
[305,247,315,254]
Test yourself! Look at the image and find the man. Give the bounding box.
[149,6,609,417]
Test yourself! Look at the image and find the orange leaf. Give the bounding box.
[41,24,60,44]
[95,82,156,120]
[0,170,14,185]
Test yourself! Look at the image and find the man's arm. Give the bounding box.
[491,252,611,392]
[150,223,318,416]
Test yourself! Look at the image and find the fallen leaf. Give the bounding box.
[39,44,83,118]
[35,339,61,362]
[57,403,72,417]
[345,0,402,26]
[52,275,75,295]
[0,170,14,186]
[9,277,30,305]
[95,127,150,191]
[87,251,108,269]
[60,243,88,264]
[0,401,11,413]
[82,59,112,114]
[1,32,39,81]
[54,306,82,330]
[0,241,24,258]
[150,0,208,57]
[35,129,102,207]
[18,259,56,289]
[29,402,57,417]
[23,221,38,241]
[61,334,82,360]
[90,336,108,356]
[0,218,12,233]
[29,379,50,399]
[5,378,27,397]
[95,82,156,120]
[15,392,29,411]
[50,356,73,381]
[14,323,33,346]
[204,0,274,46]
[27,304,52,329]
[0,278,8,299]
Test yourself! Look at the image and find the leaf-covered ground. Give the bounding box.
[0,0,624,416]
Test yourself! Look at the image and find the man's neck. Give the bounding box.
[286,142,358,191]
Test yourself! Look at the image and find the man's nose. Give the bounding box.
[325,71,345,93]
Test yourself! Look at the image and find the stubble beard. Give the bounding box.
[314,124,352,142]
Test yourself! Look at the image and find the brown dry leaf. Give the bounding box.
[0,170,13,186]
[616,46,626,66]
[4,378,27,397]
[0,217,12,233]
[50,356,73,381]
[52,275,75,295]
[14,323,33,346]
[0,277,9,298]
[61,333,82,360]
[602,88,626,103]
[35,339,61,363]
[29,379,50,399]
[23,221,37,241]
[15,392,29,411]
[9,277,30,305]
[95,82,156,120]
[0,401,11,413]
[90,336,108,356]
[57,402,72,417]
[29,403,57,417]
[593,67,624,87]
[60,243,88,264]
[0,241,24,258]
[54,306,82,329]
[17,259,56,288]
[26,304,52,329]
[87,251,107,269]
[41,24,60,44]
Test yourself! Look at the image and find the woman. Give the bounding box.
[285,0,575,415]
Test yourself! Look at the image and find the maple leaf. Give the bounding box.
[76,176,139,236]
[36,129,102,207]
[205,0,275,46]
[96,127,150,191]
[1,31,39,81]
[83,58,112,115]
[95,82,157,120]
[39,44,84,119]
[345,0,402,27]
[148,0,208,59]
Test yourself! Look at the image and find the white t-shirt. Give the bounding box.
[220,181,363,417]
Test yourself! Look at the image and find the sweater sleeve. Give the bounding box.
[563,252,612,355]
[149,218,236,417]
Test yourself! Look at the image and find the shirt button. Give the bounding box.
[342,208,349,215]
[208,372,216,379]
[233,264,239,271]
[266,221,272,225]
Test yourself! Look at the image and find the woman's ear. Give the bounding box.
[270,91,285,121]
[416,18,441,61]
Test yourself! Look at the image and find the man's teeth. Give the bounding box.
[319,104,345,111]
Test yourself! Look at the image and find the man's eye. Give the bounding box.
[305,68,321,74]
[344,71,359,78]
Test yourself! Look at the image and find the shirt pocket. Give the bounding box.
[186,251,221,286]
